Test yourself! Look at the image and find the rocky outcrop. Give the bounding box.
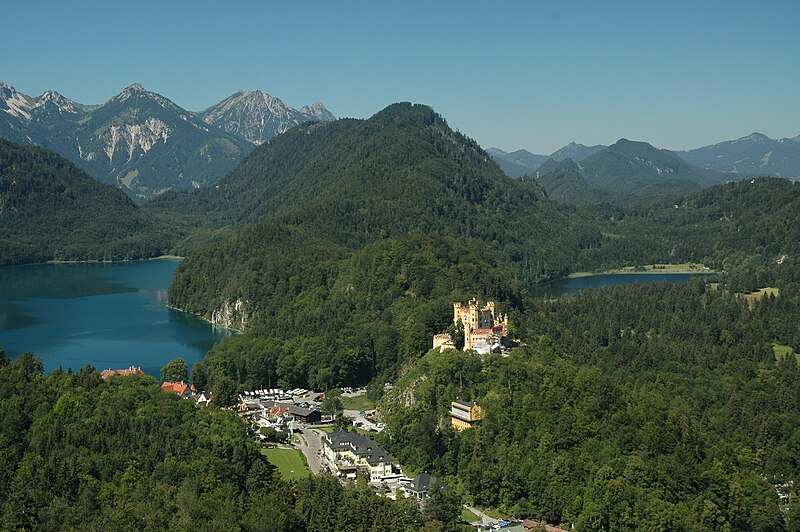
[210,298,249,330]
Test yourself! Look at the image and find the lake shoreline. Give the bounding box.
[46,254,185,265]
[568,263,716,279]
[166,305,241,335]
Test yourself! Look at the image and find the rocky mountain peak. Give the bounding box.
[34,90,82,114]
[300,102,336,122]
[200,90,335,145]
[108,83,175,111]
[0,80,33,120]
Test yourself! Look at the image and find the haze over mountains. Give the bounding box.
[0,80,335,199]
[533,139,736,203]
[491,132,800,181]
[678,132,800,178]
[488,143,606,178]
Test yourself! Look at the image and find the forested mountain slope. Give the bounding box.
[0,139,170,265]
[172,231,525,392]
[581,177,800,287]
[156,103,600,276]
[379,277,800,530]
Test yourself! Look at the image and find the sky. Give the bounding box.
[2,1,798,154]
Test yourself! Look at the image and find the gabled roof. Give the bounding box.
[408,473,441,493]
[262,400,319,418]
[161,381,196,396]
[326,427,392,464]
[452,399,474,408]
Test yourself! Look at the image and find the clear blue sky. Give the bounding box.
[2,1,798,153]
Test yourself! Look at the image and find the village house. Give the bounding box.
[261,400,322,424]
[451,399,484,431]
[100,366,144,380]
[323,427,394,481]
[193,391,213,407]
[401,473,442,500]
[161,381,196,399]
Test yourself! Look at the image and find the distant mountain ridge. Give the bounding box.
[199,90,335,145]
[488,142,605,177]
[485,148,548,178]
[678,132,800,178]
[0,80,335,199]
[492,131,800,182]
[535,139,738,203]
[548,142,605,164]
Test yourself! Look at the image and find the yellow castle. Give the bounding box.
[433,298,508,354]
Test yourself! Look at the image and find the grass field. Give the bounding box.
[737,287,780,308]
[569,263,713,278]
[260,448,310,480]
[773,343,798,363]
[461,507,479,524]
[340,393,377,412]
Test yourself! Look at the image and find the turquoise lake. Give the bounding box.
[0,260,230,377]
[530,272,716,299]
[0,262,714,376]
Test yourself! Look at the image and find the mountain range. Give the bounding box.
[533,139,735,203]
[492,132,800,181]
[0,81,335,199]
[488,143,605,177]
[677,132,800,178]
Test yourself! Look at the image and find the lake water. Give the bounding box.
[531,272,715,299]
[0,260,230,377]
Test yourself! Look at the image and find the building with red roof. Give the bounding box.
[161,381,196,399]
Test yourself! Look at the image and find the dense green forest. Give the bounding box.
[379,274,800,530]
[0,139,171,265]
[177,231,524,394]
[578,178,800,290]
[152,103,601,279]
[0,350,461,531]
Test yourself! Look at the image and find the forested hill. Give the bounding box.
[151,103,599,273]
[170,230,526,392]
[0,139,170,265]
[581,177,800,288]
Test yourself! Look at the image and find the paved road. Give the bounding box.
[344,409,382,432]
[465,504,498,527]
[296,427,326,474]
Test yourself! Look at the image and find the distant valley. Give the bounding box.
[0,80,335,199]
